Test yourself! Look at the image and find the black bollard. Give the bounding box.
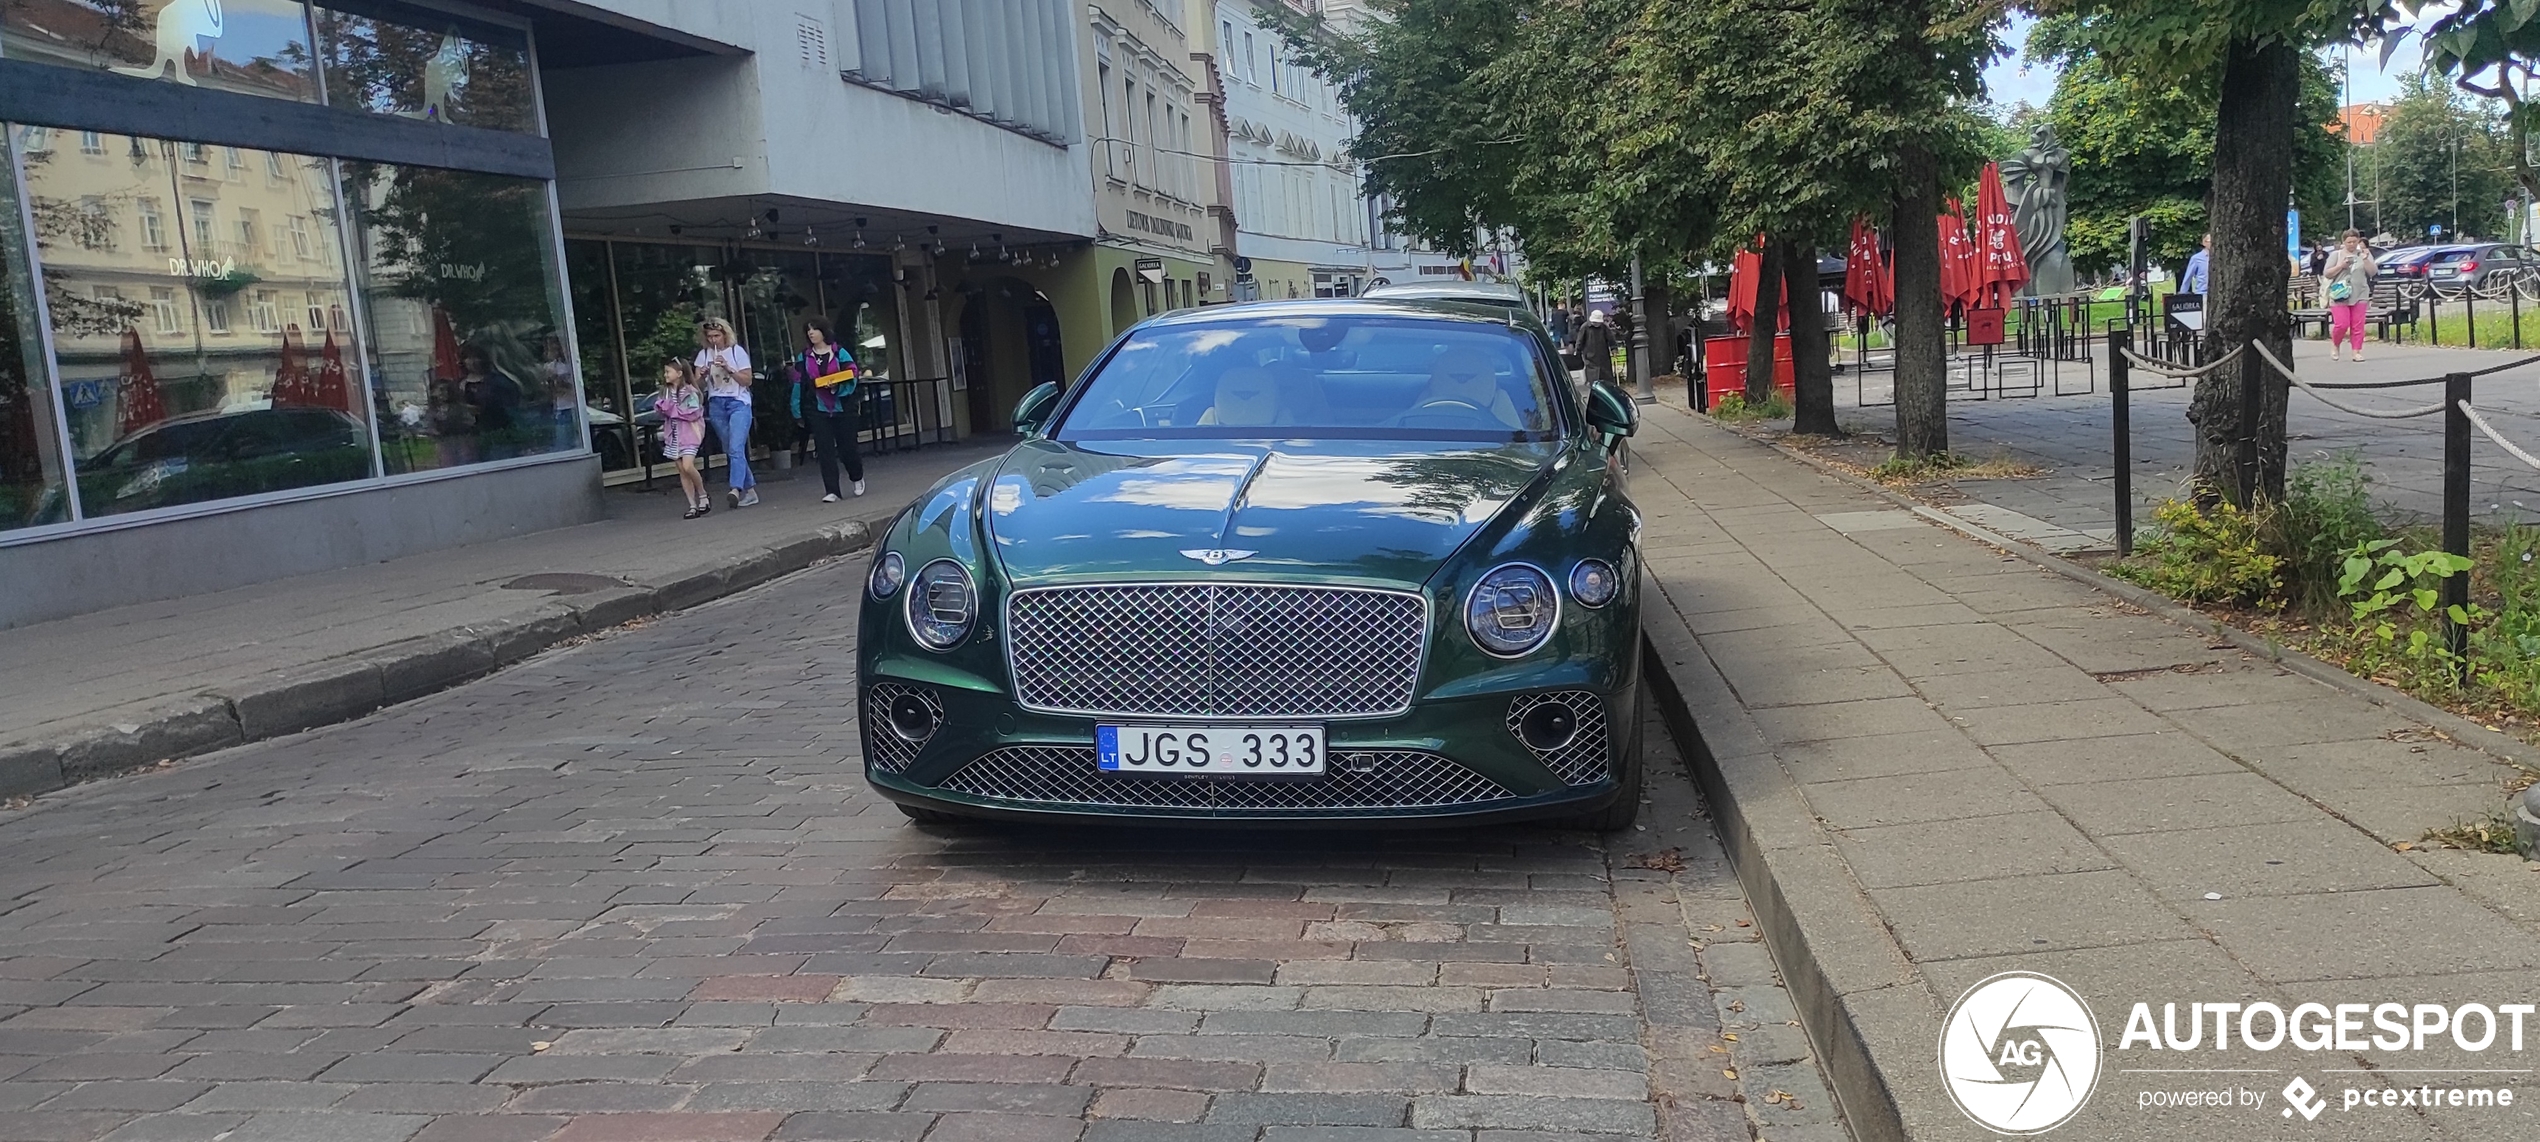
[2442,372,2472,680]
[2112,328,2134,556]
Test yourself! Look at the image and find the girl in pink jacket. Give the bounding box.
[655,358,710,518]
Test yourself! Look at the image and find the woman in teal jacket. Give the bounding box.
[790,318,865,501]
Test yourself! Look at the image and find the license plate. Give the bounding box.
[1097,724,1326,776]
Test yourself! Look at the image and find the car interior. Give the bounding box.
[1061,319,1559,439]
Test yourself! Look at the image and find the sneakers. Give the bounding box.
[852,479,866,497]
[821,493,839,503]
[739,488,760,507]
[727,487,741,508]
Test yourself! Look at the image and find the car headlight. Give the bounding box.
[1569,558,1620,608]
[869,550,906,598]
[905,559,976,650]
[1465,562,1558,657]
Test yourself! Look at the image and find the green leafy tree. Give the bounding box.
[2028,17,2348,277]
[2030,1,2401,506]
[2410,1,2540,209]
[2363,69,2514,241]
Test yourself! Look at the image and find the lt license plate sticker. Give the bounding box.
[1097,724,1326,776]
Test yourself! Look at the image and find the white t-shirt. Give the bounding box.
[696,345,752,398]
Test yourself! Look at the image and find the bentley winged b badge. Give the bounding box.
[1178,549,1258,566]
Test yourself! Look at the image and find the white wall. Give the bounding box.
[548,0,1095,238]
[1217,0,1367,270]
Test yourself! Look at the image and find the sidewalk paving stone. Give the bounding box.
[1632,401,2540,1140]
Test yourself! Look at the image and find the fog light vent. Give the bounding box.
[1505,690,1612,786]
[863,682,943,773]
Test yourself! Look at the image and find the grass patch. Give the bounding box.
[2421,814,2528,854]
[1865,450,2042,485]
[1708,392,1792,422]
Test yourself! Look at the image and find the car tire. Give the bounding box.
[896,803,960,825]
[1560,685,1646,831]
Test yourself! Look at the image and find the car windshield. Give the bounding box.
[1054,315,1563,443]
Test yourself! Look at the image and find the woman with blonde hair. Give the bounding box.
[695,317,758,506]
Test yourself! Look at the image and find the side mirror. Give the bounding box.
[1586,380,1637,439]
[1011,382,1061,438]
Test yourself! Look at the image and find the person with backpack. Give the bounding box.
[789,317,865,501]
[2324,230,2376,362]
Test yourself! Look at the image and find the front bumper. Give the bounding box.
[859,655,1639,827]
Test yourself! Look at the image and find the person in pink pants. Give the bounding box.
[2324,229,2377,361]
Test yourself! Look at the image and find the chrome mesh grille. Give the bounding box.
[1507,691,1612,786]
[1008,585,1425,717]
[936,746,1513,811]
[861,682,941,774]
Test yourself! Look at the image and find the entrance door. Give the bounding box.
[961,298,995,433]
[1025,299,1063,390]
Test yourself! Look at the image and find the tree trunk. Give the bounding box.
[1891,143,1948,457]
[1782,238,1840,435]
[2194,35,2298,505]
[1642,277,1675,379]
[1745,237,1784,405]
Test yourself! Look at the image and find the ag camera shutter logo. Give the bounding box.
[1940,972,2104,1134]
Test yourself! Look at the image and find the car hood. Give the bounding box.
[985,438,1561,586]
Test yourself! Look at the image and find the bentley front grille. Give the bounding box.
[1506,690,1612,786]
[1007,584,1425,718]
[935,746,1514,811]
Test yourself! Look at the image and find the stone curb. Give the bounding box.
[1640,611,1919,1142]
[0,518,875,799]
[1715,416,2540,786]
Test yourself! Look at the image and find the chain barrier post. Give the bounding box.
[2112,327,2134,556]
[2236,342,2264,508]
[2429,291,2442,346]
[2468,286,2480,349]
[2443,371,2473,680]
[2514,275,2525,349]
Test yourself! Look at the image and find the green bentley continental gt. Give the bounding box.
[857,298,1645,828]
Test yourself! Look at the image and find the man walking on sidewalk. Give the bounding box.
[1578,310,1616,385]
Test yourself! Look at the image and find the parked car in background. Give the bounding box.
[2377,244,2465,283]
[2422,243,2532,289]
[857,299,1648,829]
[1358,281,1529,310]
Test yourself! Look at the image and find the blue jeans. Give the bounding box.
[706,395,754,490]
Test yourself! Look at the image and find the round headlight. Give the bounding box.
[1465,562,1559,657]
[869,551,906,599]
[1569,558,1620,608]
[905,560,976,650]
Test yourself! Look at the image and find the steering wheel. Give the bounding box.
[1385,398,1498,429]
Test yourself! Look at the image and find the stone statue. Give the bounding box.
[2000,123,2075,296]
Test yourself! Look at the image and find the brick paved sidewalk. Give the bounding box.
[0,549,1837,1142]
[1630,402,2540,1140]
[0,440,1005,797]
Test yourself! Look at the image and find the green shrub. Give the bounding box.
[1709,392,1791,422]
[2471,524,2540,709]
[2261,456,2386,616]
[2108,498,2283,605]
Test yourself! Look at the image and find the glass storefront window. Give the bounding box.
[314,3,536,134]
[1,128,73,530]
[16,128,372,519]
[563,238,628,468]
[340,158,570,473]
[0,0,320,103]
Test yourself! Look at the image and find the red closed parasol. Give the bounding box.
[315,327,351,413]
[1725,237,1785,334]
[271,324,312,408]
[1843,218,1893,317]
[1938,199,1979,313]
[431,306,464,382]
[117,327,163,439]
[1972,162,2029,308]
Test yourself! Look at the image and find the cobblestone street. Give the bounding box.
[0,558,1836,1142]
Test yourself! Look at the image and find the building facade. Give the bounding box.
[1075,0,1230,346]
[1213,0,1371,302]
[0,0,1099,627]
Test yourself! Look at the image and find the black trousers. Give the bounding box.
[807,408,864,494]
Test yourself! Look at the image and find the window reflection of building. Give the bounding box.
[17,133,367,518]
[0,0,319,102]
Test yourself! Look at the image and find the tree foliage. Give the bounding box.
[2026,16,2348,275]
[2408,1,2540,210]
[2362,69,2515,242]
